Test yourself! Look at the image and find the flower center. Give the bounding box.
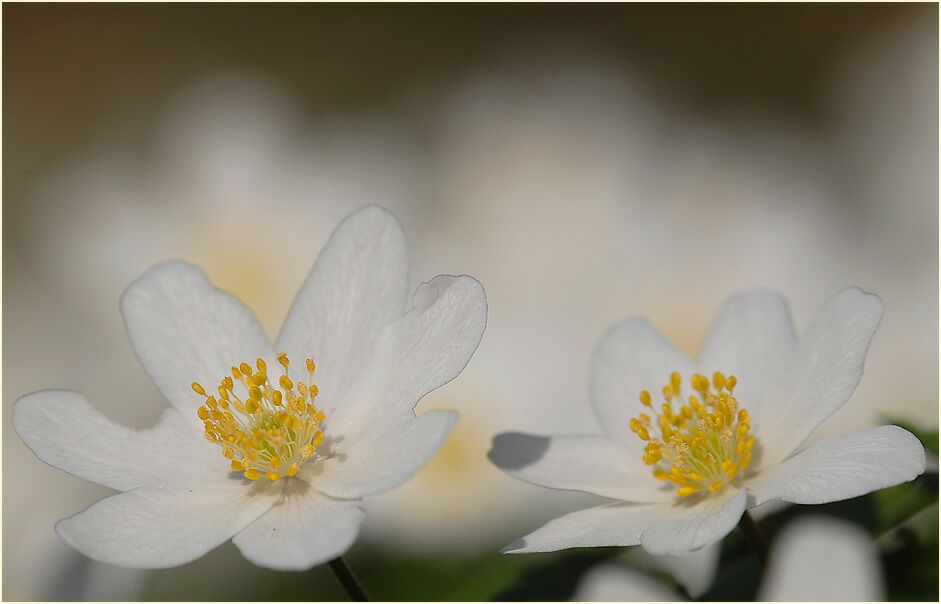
[630,371,755,498]
[193,352,326,482]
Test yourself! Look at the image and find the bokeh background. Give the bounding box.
[3,4,938,601]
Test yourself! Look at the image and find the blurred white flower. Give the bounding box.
[822,12,938,433]
[363,65,666,549]
[574,516,884,601]
[13,206,487,570]
[491,288,924,555]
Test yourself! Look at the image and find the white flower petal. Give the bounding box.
[488,433,671,503]
[304,410,458,499]
[758,517,884,601]
[328,275,487,438]
[12,390,224,490]
[590,318,696,445]
[276,205,409,418]
[56,482,277,569]
[746,425,925,506]
[232,483,365,571]
[640,489,747,555]
[574,563,679,601]
[624,541,722,598]
[758,288,883,466]
[500,502,670,554]
[698,290,795,428]
[121,261,272,420]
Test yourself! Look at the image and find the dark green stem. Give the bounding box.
[328,556,369,601]
[737,510,769,567]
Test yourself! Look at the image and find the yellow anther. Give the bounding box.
[671,372,682,389]
[677,486,699,497]
[269,457,281,469]
[191,382,207,396]
[231,460,244,471]
[687,472,704,481]
[713,371,726,390]
[301,443,314,459]
[218,385,230,400]
[251,372,267,386]
[738,409,749,423]
[741,452,753,471]
[662,385,674,399]
[639,390,652,407]
[238,362,252,376]
[197,406,210,420]
[708,481,724,493]
[726,375,737,391]
[306,358,315,373]
[223,376,234,390]
[309,384,319,398]
[653,469,669,480]
[266,472,281,481]
[223,447,235,459]
[279,375,294,391]
[243,469,261,481]
[312,431,324,446]
[737,423,750,438]
[681,405,694,419]
[245,399,259,414]
[721,460,738,479]
[288,464,299,477]
[256,358,267,372]
[277,352,289,368]
[272,390,283,406]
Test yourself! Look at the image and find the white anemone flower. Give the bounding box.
[490,288,924,556]
[13,206,487,570]
[574,516,884,601]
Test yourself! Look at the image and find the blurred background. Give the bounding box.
[3,4,937,601]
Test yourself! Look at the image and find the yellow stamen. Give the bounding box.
[631,371,754,499]
[195,353,327,482]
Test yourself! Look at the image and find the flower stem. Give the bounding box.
[328,556,369,601]
[737,510,769,567]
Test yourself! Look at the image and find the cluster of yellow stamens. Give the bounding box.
[630,371,755,498]
[194,352,326,482]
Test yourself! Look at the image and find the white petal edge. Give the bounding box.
[302,410,458,499]
[500,502,672,554]
[12,390,224,490]
[56,482,278,569]
[327,274,487,440]
[623,541,722,598]
[590,318,696,445]
[640,489,747,555]
[121,261,272,421]
[488,432,672,503]
[697,289,796,431]
[574,563,679,601]
[276,205,409,419]
[757,288,883,466]
[232,483,365,571]
[758,516,884,601]
[746,425,925,506]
